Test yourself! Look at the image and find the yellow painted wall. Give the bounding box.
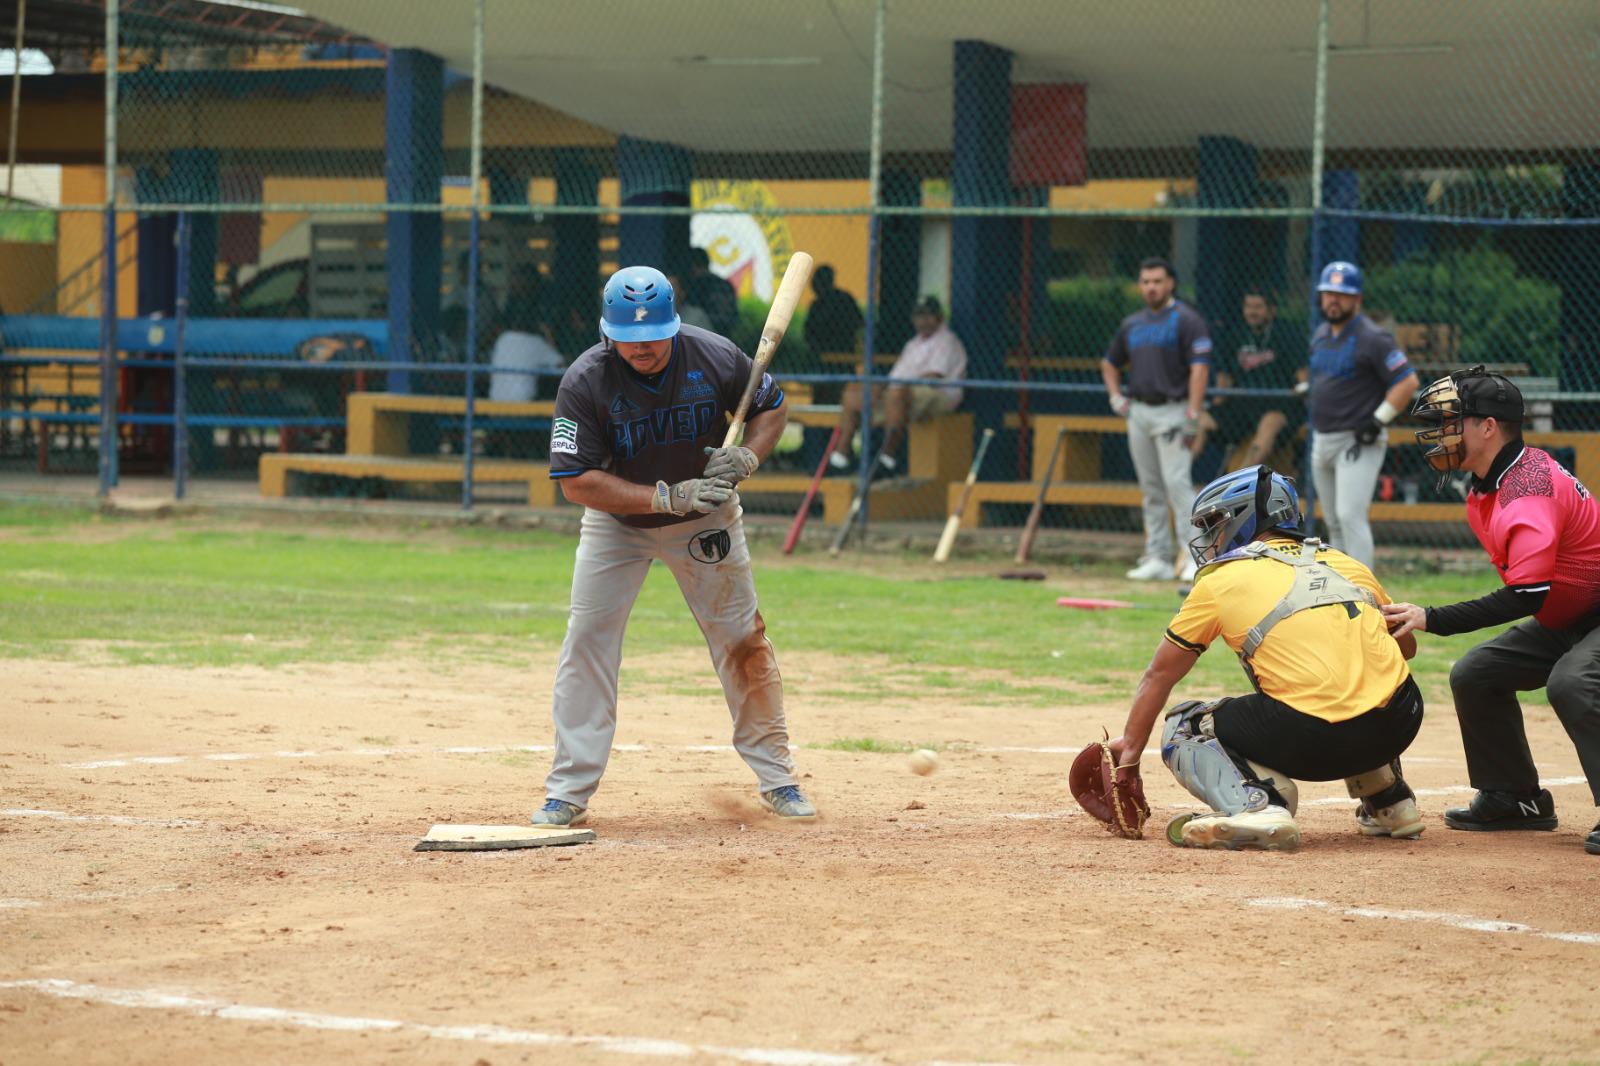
[0,242,57,314]
[58,166,136,319]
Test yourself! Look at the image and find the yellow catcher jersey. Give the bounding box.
[1163,537,1409,722]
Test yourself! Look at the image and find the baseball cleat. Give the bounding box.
[1166,805,1299,851]
[1126,557,1176,582]
[1586,820,1599,856]
[759,785,817,819]
[1356,796,1424,839]
[1442,788,1556,832]
[531,798,589,827]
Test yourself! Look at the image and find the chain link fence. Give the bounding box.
[0,0,1596,554]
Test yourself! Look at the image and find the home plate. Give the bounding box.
[414,824,596,852]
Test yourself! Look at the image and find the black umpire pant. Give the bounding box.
[1211,677,1424,782]
[1449,618,1600,804]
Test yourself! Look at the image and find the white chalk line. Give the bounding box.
[0,978,1015,1066]
[0,807,202,828]
[59,742,1172,770]
[1301,775,1590,807]
[1247,897,1600,946]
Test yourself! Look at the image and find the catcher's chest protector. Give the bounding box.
[1208,538,1377,679]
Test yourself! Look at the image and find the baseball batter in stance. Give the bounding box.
[1106,466,1424,850]
[1384,368,1600,855]
[535,265,816,826]
[1307,261,1420,568]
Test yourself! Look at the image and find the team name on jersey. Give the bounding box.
[609,400,719,460]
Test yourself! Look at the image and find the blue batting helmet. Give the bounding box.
[600,266,680,343]
[1188,466,1303,566]
[1316,261,1363,296]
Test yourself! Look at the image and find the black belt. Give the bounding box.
[1131,394,1183,405]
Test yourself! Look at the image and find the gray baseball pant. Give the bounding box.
[1126,401,1197,566]
[1310,429,1386,568]
[544,499,797,807]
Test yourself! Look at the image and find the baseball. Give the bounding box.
[908,749,939,776]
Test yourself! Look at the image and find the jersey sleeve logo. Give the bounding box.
[551,417,579,455]
[1385,349,1410,372]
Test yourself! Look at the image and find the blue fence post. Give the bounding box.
[462,208,480,511]
[173,212,191,500]
[97,205,119,495]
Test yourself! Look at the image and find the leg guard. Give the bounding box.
[1346,759,1423,839]
[1160,699,1299,816]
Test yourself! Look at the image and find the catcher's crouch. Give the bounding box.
[1092,466,1424,850]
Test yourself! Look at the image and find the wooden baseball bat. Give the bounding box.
[1014,425,1069,564]
[722,251,813,448]
[782,426,841,555]
[933,427,996,563]
[828,440,889,556]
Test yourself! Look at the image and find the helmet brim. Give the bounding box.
[1315,284,1362,296]
[600,315,681,343]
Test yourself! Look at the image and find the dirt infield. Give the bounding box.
[3,653,1598,1065]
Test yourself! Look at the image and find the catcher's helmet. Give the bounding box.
[1188,466,1302,567]
[1411,364,1524,476]
[600,266,680,343]
[1316,261,1363,296]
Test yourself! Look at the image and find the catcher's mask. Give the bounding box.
[1187,465,1302,567]
[1411,365,1523,484]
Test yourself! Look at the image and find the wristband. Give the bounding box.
[652,480,672,515]
[1374,400,1400,424]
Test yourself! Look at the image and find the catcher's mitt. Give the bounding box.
[1070,737,1151,839]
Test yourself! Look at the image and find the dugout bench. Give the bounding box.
[947,412,1600,530]
[259,387,974,521]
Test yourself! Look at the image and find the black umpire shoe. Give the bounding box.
[1443,788,1557,832]
[1587,820,1600,856]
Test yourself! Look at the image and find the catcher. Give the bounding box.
[1072,466,1424,850]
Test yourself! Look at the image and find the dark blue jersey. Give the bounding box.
[1307,314,1415,433]
[549,323,784,528]
[1104,301,1212,403]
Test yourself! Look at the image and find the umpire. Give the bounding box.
[1383,367,1600,855]
[1307,261,1419,568]
[1101,257,1212,584]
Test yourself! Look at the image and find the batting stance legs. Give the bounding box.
[545,502,797,808]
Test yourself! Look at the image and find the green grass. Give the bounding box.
[0,502,1537,708]
[808,737,948,754]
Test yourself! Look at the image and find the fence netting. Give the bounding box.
[0,0,1596,551]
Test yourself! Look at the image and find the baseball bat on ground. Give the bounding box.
[723,251,813,448]
[1014,425,1069,565]
[933,427,997,563]
[827,440,889,556]
[782,426,842,555]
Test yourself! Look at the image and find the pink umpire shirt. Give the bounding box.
[1467,446,1600,630]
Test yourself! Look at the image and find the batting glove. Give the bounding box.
[1109,394,1131,417]
[652,477,734,516]
[702,445,760,483]
[1355,417,1384,447]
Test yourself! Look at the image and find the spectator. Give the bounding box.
[687,246,739,338]
[668,274,714,332]
[829,296,966,478]
[1211,286,1307,472]
[803,264,864,357]
[491,265,565,402]
[1101,257,1212,583]
[1306,261,1420,568]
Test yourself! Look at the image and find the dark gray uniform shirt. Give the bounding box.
[1104,302,1213,403]
[549,323,784,528]
[1307,314,1415,433]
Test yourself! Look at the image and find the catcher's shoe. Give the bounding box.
[1166,805,1299,851]
[1587,820,1600,856]
[1442,788,1556,831]
[531,798,588,827]
[1356,795,1424,839]
[759,785,818,819]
